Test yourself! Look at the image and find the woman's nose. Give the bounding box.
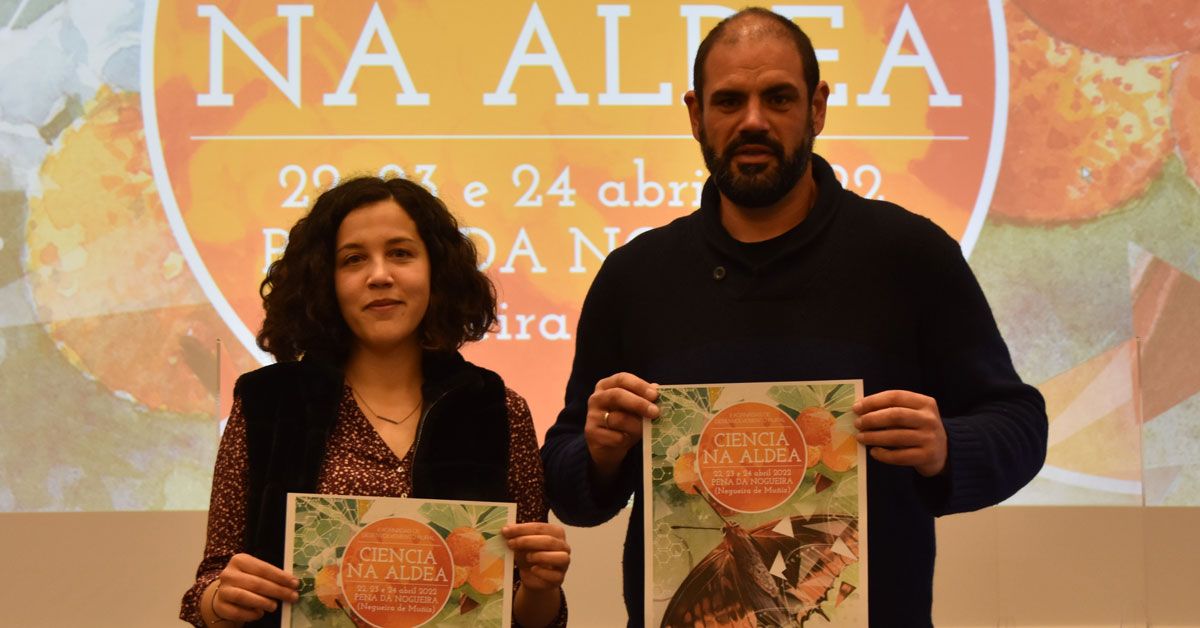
[366,258,393,286]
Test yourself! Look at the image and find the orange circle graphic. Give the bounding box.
[341,518,454,628]
[697,402,807,513]
[145,1,1005,436]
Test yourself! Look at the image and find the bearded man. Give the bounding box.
[541,7,1047,627]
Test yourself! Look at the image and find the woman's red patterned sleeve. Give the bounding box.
[504,389,549,525]
[179,397,251,627]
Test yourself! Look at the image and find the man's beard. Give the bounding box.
[700,125,814,209]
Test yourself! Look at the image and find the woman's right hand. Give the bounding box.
[206,553,300,625]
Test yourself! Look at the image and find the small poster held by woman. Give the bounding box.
[283,493,516,628]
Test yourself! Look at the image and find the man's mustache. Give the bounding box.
[723,132,786,159]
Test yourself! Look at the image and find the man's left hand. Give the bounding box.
[853,390,947,477]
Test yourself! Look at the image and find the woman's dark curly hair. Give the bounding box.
[256,176,496,362]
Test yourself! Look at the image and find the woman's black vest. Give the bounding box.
[233,351,510,627]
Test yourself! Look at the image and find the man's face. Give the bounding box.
[687,29,827,208]
[699,115,815,209]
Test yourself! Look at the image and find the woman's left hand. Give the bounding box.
[501,522,571,591]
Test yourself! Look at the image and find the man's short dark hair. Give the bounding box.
[692,7,820,107]
[256,176,496,362]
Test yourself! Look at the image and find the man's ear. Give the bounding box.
[810,80,830,136]
[684,90,702,142]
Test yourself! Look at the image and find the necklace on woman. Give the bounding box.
[349,384,422,426]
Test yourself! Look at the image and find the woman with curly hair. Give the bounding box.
[181,176,569,627]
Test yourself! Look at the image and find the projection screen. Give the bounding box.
[1,0,1197,513]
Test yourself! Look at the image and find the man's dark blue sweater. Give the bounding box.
[541,154,1047,626]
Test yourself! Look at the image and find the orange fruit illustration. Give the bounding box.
[452,565,470,589]
[26,86,259,414]
[467,549,505,595]
[990,2,1172,223]
[314,563,342,609]
[1172,52,1200,190]
[806,445,823,469]
[1011,0,1200,58]
[446,526,485,568]
[821,430,859,473]
[673,451,701,495]
[796,407,835,448]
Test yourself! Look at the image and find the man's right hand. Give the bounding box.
[585,372,660,480]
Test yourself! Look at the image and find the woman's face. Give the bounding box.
[333,198,431,355]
